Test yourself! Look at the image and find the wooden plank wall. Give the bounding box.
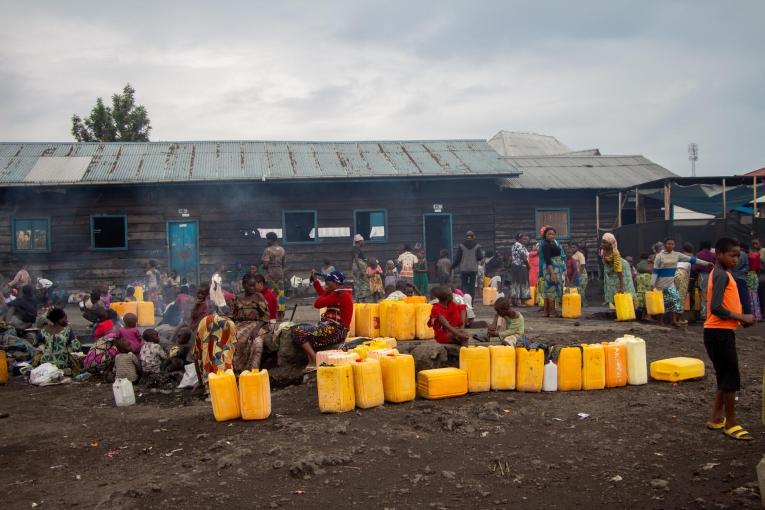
[0,182,662,291]
[0,181,501,290]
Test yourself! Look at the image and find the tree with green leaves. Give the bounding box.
[71,84,151,142]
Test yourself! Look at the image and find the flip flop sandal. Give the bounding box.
[723,424,753,441]
[706,418,726,430]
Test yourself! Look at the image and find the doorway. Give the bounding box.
[423,213,453,263]
[167,220,199,284]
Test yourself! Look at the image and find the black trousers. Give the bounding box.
[460,271,477,299]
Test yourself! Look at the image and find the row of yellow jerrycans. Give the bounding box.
[350,301,434,341]
[109,300,156,327]
[454,335,648,394]
[208,369,272,422]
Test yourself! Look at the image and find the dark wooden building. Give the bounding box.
[0,137,674,290]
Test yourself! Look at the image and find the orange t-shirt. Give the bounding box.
[704,268,742,330]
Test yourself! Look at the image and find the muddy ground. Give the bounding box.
[1,303,763,510]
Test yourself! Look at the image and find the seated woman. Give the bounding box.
[35,308,81,373]
[291,270,353,372]
[230,273,272,372]
[5,284,38,333]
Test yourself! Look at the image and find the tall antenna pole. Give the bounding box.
[688,142,698,177]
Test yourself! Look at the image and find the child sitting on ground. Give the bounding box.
[92,308,118,340]
[428,285,469,346]
[384,280,411,301]
[166,328,193,373]
[488,297,525,346]
[139,329,167,375]
[116,313,142,354]
[114,338,141,383]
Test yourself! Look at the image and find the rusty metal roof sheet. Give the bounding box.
[0,140,519,186]
[500,155,676,190]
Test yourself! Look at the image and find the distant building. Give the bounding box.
[0,132,674,290]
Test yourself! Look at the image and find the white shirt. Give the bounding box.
[397,252,418,278]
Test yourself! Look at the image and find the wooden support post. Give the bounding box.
[617,191,622,227]
[663,182,670,220]
[722,178,727,219]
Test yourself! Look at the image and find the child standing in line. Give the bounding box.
[436,249,452,285]
[140,329,167,375]
[124,286,137,302]
[413,248,430,297]
[488,297,525,346]
[116,313,143,354]
[428,285,469,346]
[703,237,753,441]
[384,260,399,289]
[114,338,141,383]
[366,259,384,302]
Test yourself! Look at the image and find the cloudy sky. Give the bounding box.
[1,1,763,176]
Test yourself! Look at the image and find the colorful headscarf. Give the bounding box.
[323,271,345,285]
[602,233,618,251]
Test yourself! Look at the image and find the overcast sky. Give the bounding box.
[1,1,763,176]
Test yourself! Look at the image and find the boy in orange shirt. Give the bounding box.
[704,237,754,440]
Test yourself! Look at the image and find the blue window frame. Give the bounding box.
[282,210,318,244]
[354,209,388,242]
[12,217,50,253]
[535,208,571,239]
[91,215,128,250]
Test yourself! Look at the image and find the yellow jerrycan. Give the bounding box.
[351,358,385,409]
[133,285,144,302]
[417,367,468,400]
[614,293,636,321]
[380,353,416,403]
[562,291,582,319]
[644,290,665,316]
[516,347,544,392]
[414,303,435,340]
[317,364,355,413]
[489,345,516,390]
[581,344,606,390]
[239,369,271,420]
[208,370,241,422]
[459,346,491,392]
[483,286,498,306]
[137,301,155,327]
[356,303,381,338]
[0,350,8,385]
[557,346,582,391]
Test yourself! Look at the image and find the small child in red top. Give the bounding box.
[92,308,117,340]
[428,285,469,346]
[116,313,143,354]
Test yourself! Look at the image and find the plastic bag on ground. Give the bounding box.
[29,363,65,386]
[178,363,198,389]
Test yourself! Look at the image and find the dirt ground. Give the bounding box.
[1,303,764,510]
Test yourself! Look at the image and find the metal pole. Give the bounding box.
[617,191,622,227]
[722,178,727,219]
[635,186,640,224]
[595,192,600,237]
[754,176,758,232]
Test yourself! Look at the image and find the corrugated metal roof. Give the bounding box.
[500,155,676,190]
[0,140,519,186]
[487,130,572,156]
